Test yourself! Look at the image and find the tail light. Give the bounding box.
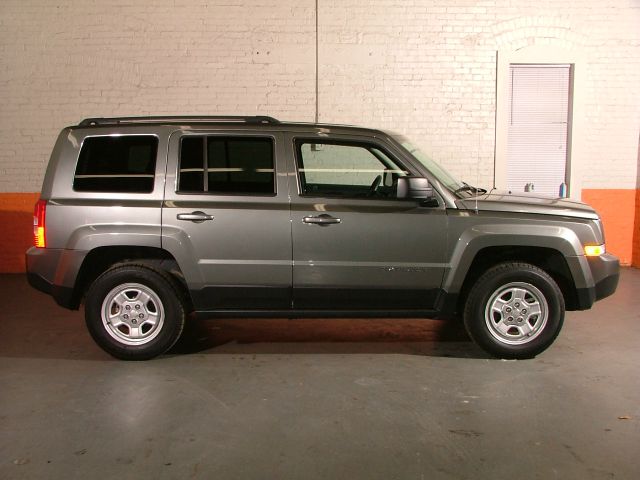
[33,199,47,248]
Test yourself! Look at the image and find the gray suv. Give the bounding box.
[26,116,619,360]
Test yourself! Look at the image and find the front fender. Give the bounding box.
[442,224,593,293]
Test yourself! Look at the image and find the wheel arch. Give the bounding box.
[443,225,593,314]
[457,246,583,313]
[69,246,192,311]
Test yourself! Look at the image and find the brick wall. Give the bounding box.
[1,0,639,270]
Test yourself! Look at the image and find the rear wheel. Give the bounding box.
[85,265,185,360]
[463,262,565,359]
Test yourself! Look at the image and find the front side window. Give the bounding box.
[296,140,408,198]
[178,136,275,195]
[74,135,158,193]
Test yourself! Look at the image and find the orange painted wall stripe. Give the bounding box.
[1,191,638,272]
[0,193,40,273]
[634,189,640,267]
[581,189,638,267]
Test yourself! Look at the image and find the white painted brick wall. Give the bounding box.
[0,0,638,192]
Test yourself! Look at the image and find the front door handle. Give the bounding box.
[177,211,214,223]
[302,214,341,226]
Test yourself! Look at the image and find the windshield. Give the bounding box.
[393,135,464,192]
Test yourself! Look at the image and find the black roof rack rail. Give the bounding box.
[78,116,280,127]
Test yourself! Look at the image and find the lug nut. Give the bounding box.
[515,303,520,308]
[506,307,512,313]
[135,305,140,310]
[517,317,523,323]
[521,309,527,314]
[507,316,513,322]
[125,305,131,310]
[139,314,144,319]
[123,314,129,320]
[131,319,137,324]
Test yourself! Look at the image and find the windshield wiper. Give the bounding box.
[454,182,487,195]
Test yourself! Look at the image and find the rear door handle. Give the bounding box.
[177,211,214,223]
[302,214,341,226]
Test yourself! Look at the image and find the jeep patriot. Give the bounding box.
[26,116,620,360]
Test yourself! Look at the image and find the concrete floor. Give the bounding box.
[0,270,639,480]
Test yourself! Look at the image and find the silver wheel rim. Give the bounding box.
[484,282,548,345]
[101,283,165,346]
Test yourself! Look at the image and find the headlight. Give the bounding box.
[584,244,606,257]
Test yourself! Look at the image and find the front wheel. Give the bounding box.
[463,262,565,359]
[85,265,186,360]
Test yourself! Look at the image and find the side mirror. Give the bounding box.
[397,176,436,202]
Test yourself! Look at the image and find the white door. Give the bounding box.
[507,64,572,196]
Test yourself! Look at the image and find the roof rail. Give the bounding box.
[78,116,280,127]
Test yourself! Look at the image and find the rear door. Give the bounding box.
[162,129,292,311]
[286,133,448,311]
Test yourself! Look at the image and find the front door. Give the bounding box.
[287,134,448,311]
[162,130,292,311]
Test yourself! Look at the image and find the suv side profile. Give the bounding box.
[26,116,620,360]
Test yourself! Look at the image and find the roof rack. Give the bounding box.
[78,116,280,127]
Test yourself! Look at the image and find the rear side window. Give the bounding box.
[74,136,158,193]
[178,136,275,195]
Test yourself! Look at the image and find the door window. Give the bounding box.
[178,136,275,195]
[295,140,408,198]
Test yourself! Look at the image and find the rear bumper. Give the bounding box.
[26,270,52,295]
[575,253,620,310]
[25,247,80,309]
[26,271,76,309]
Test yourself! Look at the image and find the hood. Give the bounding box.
[456,191,599,220]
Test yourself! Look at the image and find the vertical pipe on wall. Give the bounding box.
[492,51,499,190]
[315,0,319,123]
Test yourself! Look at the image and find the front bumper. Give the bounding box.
[575,253,620,310]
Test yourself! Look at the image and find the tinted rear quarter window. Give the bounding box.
[74,136,158,193]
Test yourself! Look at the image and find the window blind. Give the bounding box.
[506,64,571,196]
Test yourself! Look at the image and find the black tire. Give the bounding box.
[463,262,565,359]
[85,264,186,360]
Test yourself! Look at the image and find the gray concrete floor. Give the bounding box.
[1,270,639,480]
